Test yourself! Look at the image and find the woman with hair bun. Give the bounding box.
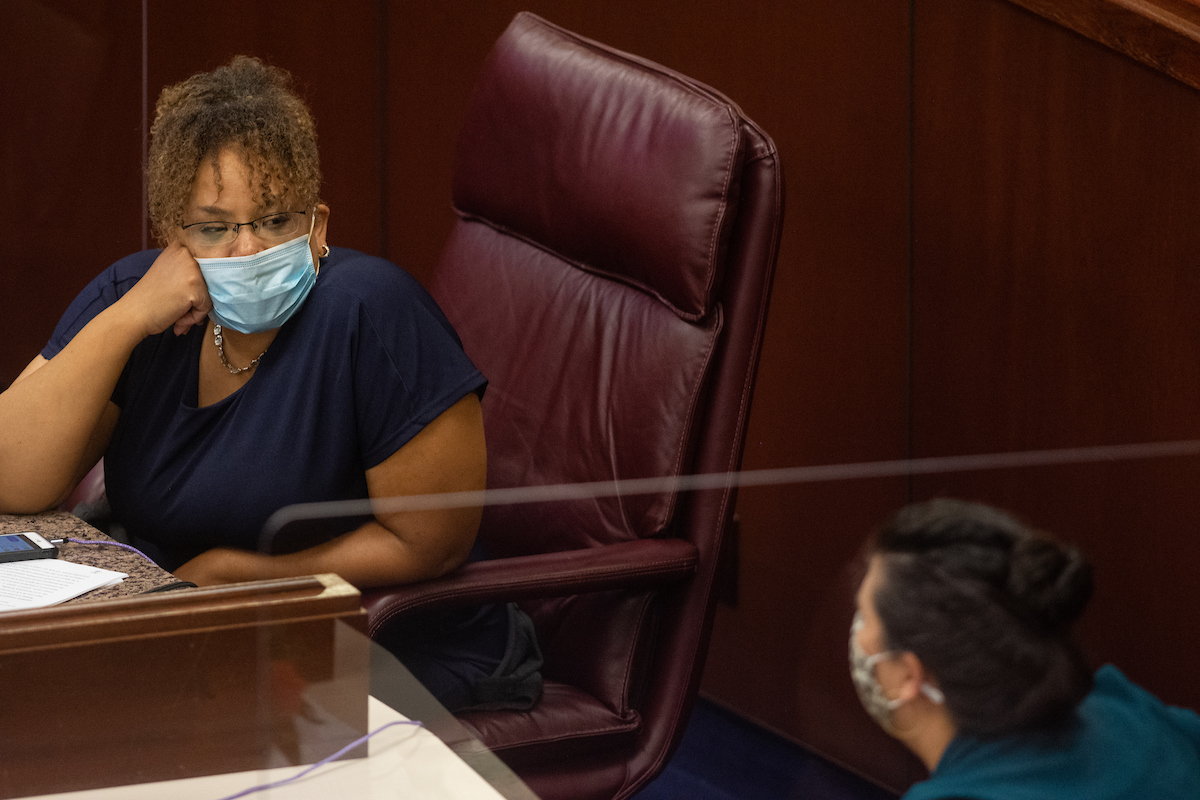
[851,498,1200,799]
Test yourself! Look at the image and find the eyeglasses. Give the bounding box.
[181,210,308,248]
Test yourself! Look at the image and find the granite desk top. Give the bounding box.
[0,510,179,600]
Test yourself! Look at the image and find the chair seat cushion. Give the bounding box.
[459,681,641,768]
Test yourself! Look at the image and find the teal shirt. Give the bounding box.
[904,665,1200,800]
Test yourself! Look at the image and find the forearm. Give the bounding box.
[0,305,146,512]
[1,244,213,513]
[176,394,486,590]
[175,515,477,589]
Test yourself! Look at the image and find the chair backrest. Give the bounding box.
[433,13,777,548]
[429,12,782,797]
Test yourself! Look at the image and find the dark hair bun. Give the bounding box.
[873,499,1096,736]
[1007,536,1093,631]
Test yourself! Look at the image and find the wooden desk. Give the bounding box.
[6,634,536,800]
[0,510,178,598]
[0,513,538,800]
[22,695,510,799]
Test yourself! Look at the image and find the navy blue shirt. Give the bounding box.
[44,247,486,570]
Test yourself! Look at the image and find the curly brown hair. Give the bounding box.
[147,55,322,244]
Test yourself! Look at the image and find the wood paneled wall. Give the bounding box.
[2,0,144,383]
[912,0,1200,716]
[4,0,1199,793]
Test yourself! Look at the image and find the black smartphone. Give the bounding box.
[0,531,59,563]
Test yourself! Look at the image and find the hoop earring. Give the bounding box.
[320,244,330,258]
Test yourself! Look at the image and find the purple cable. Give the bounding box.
[216,719,425,800]
[66,537,155,563]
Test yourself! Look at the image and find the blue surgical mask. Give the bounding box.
[195,213,318,334]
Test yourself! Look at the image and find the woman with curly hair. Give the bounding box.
[852,498,1200,799]
[0,56,538,711]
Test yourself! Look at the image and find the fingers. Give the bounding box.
[170,243,213,335]
[173,305,211,337]
[125,242,212,337]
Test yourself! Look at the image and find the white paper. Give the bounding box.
[0,559,127,610]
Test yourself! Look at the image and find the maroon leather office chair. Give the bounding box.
[363,13,782,799]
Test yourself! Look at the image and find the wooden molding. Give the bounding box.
[1007,0,1200,91]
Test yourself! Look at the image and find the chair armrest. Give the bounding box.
[363,538,698,636]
